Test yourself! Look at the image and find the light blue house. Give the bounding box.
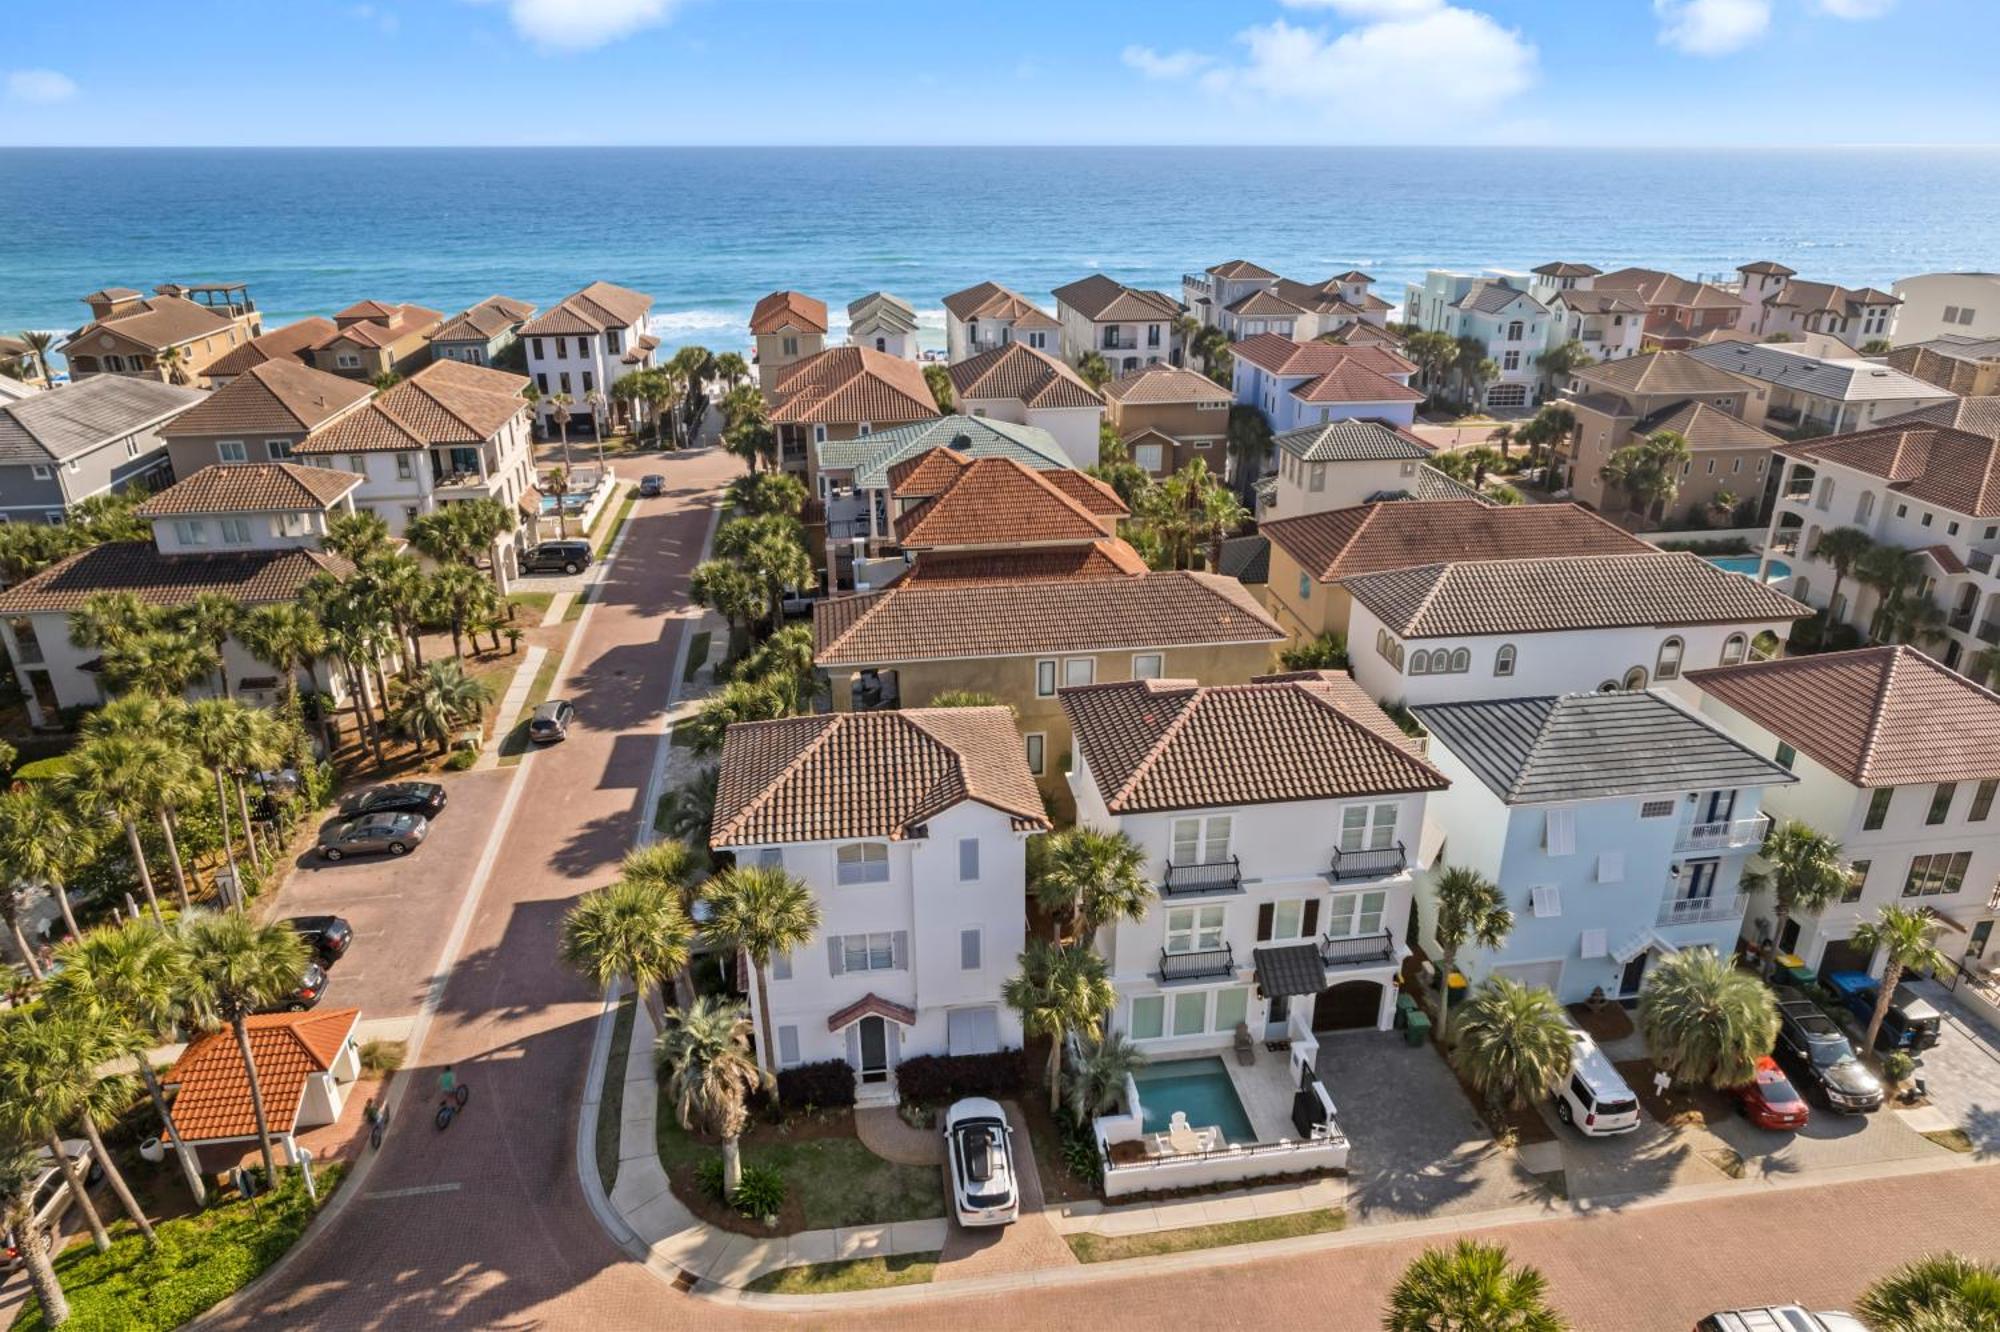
[1410,692,1796,1003]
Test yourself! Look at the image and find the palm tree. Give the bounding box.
[0,786,93,940]
[1449,977,1574,1122]
[391,659,492,755]
[156,345,193,387]
[922,363,954,413]
[1858,1254,2000,1332]
[0,1143,69,1326]
[926,690,1005,708]
[1385,1240,1568,1332]
[1030,828,1151,944]
[1,1013,156,1244]
[187,698,254,896]
[658,768,720,849]
[179,912,314,1182]
[724,470,808,519]
[0,878,46,981]
[1857,544,1925,642]
[18,330,55,386]
[559,872,693,1031]
[1063,1031,1147,1122]
[1431,865,1514,1045]
[1003,938,1115,1114]
[1813,526,1873,624]
[703,865,822,1085]
[715,351,750,391]
[689,560,765,645]
[101,628,219,698]
[63,733,167,923]
[547,392,576,472]
[0,1019,113,1255]
[142,738,208,911]
[1404,330,1458,398]
[67,590,158,656]
[322,509,395,565]
[1636,947,1779,1088]
[240,601,328,743]
[46,918,207,1203]
[685,678,790,755]
[367,555,431,673]
[1747,819,1848,977]
[656,996,767,1198]
[426,563,500,660]
[1852,905,1951,1051]
[616,839,708,1003]
[1076,351,1111,391]
[174,591,242,697]
[715,513,813,635]
[1599,429,1691,521]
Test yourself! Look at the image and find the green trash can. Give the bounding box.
[1404,1007,1432,1047]
[1780,962,1817,988]
[1395,992,1418,1029]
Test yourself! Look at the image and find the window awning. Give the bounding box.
[1253,943,1326,999]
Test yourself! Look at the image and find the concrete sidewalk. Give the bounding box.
[474,644,548,768]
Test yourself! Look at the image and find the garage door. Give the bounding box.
[1312,979,1385,1031]
[1820,938,1874,976]
[1493,960,1564,995]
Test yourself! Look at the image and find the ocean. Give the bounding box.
[4,146,1998,355]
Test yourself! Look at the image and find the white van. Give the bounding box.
[1553,1028,1640,1136]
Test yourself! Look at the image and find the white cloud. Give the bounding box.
[1277,0,1445,15]
[1122,45,1213,80]
[1654,0,1771,56]
[1813,0,1894,16]
[5,69,77,104]
[504,0,681,52]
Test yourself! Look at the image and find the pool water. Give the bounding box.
[1132,1056,1257,1144]
[1707,555,1789,582]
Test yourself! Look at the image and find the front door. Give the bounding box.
[1266,994,1291,1041]
[1970,920,1994,962]
[1703,790,1736,824]
[857,1016,889,1084]
[1618,952,1649,999]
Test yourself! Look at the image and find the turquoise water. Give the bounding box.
[1133,1057,1256,1145]
[1709,555,1790,582]
[7,146,2000,359]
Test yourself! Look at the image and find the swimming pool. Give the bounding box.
[1132,1056,1256,1144]
[1707,555,1789,583]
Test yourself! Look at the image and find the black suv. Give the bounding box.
[1772,986,1884,1112]
[340,781,447,820]
[285,915,353,967]
[521,540,591,575]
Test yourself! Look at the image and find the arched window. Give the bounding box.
[875,336,887,353]
[1655,636,1685,681]
[1393,642,1405,670]
[1494,644,1516,677]
[1622,666,1649,692]
[1410,651,1432,676]
[1721,633,1748,666]
[1448,648,1471,673]
[1793,575,1811,603]
[1598,679,1620,693]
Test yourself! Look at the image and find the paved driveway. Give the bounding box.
[1316,1031,1550,1223]
[1906,978,2000,1156]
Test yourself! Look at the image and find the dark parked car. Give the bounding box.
[339,781,446,819]
[529,699,574,743]
[1731,1055,1809,1131]
[638,474,666,497]
[520,540,592,576]
[285,915,353,966]
[1772,986,1884,1112]
[1822,971,1941,1051]
[257,961,328,1013]
[317,812,430,861]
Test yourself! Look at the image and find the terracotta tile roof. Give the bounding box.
[1051,274,1180,322]
[336,300,397,321]
[431,295,535,343]
[0,541,353,614]
[940,282,1058,328]
[848,292,919,336]
[517,281,652,337]
[1326,322,1405,349]
[710,707,1048,847]
[1738,261,1796,277]
[1290,360,1426,405]
[826,993,918,1032]
[135,463,360,516]
[1922,543,1967,575]
[82,288,139,303]
[887,446,975,497]
[204,318,337,379]
[1550,290,1647,316]
[164,1008,359,1142]
[1206,260,1279,280]
[1533,262,1603,278]
[1775,421,2000,517]
[161,360,373,439]
[1102,364,1232,406]
[1267,500,1648,583]
[1344,551,1810,639]
[948,343,1103,411]
[298,358,526,455]
[1272,418,1431,463]
[768,347,937,427]
[1269,279,1366,317]
[1042,469,1127,515]
[749,290,829,336]
[1689,646,2000,787]
[1232,333,1415,379]
[1226,288,1309,318]
[69,295,235,352]
[1454,280,1548,317]
[1594,268,1747,312]
[892,456,1121,548]
[884,541,1150,584]
[1332,270,1376,284]
[313,303,442,351]
[1064,671,1444,814]
[1633,401,1785,454]
[1571,350,1754,400]
[1763,279,1900,316]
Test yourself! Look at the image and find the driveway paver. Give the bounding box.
[1906,977,2000,1156]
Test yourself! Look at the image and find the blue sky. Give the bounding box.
[4,0,1993,147]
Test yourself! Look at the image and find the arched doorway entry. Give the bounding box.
[1313,978,1387,1031]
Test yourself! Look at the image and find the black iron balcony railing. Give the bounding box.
[1159,944,1234,984]
[1329,842,1407,881]
[1320,930,1395,968]
[1162,857,1243,897]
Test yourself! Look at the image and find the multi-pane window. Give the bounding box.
[218,441,247,463]
[173,520,208,546]
[1324,889,1387,937]
[835,841,889,885]
[1864,788,1894,831]
[1339,802,1399,852]
[1129,995,1165,1040]
[218,518,250,544]
[1268,899,1312,940]
[1171,815,1231,865]
[1164,905,1225,954]
[1655,637,1684,681]
[1172,991,1206,1036]
[1928,783,1958,826]
[1902,851,1971,897]
[840,932,898,971]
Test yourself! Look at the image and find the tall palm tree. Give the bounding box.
[174,591,243,698]
[1076,351,1111,391]
[391,659,492,755]
[1852,905,1951,1051]
[1031,827,1151,945]
[685,678,790,755]
[101,628,218,698]
[179,912,313,1182]
[1813,526,1873,624]
[1856,544,1925,643]
[62,733,167,923]
[1747,819,1848,977]
[240,601,328,749]
[46,918,207,1203]
[0,878,46,981]
[1063,1032,1148,1122]
[1431,865,1514,1045]
[187,698,257,900]
[1385,1239,1568,1332]
[656,996,767,1198]
[0,1021,113,1255]
[0,1143,70,1327]
[1449,976,1574,1121]
[547,392,576,472]
[615,840,707,1003]
[18,330,55,386]
[0,786,94,940]
[1636,947,1779,1088]
[1003,938,1115,1114]
[426,563,501,660]
[703,864,822,1084]
[156,344,191,386]
[1,1013,156,1244]
[714,351,750,391]
[142,738,208,911]
[310,578,392,766]
[559,872,693,1031]
[1599,429,1691,521]
[714,513,813,636]
[321,509,395,565]
[366,555,430,673]
[1858,1253,2000,1332]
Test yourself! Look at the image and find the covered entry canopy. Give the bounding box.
[1254,943,1327,999]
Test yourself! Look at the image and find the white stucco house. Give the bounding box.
[708,707,1050,1104]
[1050,274,1181,373]
[846,292,920,360]
[1400,271,1552,410]
[939,282,1059,363]
[1890,273,2000,346]
[1736,262,1900,350]
[1230,334,1422,434]
[946,342,1106,468]
[1411,692,1795,1003]
[519,280,656,437]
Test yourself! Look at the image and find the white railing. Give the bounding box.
[1675,814,1770,853]
[1658,891,1744,927]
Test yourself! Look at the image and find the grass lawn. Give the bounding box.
[1064,1208,1345,1264]
[1923,1127,1976,1154]
[497,651,567,764]
[593,488,637,555]
[682,630,712,683]
[657,1112,943,1233]
[743,1252,938,1295]
[562,589,592,624]
[597,996,637,1191]
[13,1165,347,1331]
[507,590,556,618]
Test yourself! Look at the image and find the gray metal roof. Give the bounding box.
[1274,418,1429,463]
[1685,342,1955,404]
[0,376,203,466]
[817,414,1070,490]
[1454,280,1547,317]
[1217,534,1269,584]
[1412,691,1795,806]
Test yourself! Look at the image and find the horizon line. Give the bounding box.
[4,142,2000,152]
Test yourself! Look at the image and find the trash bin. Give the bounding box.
[1404,1007,1432,1047]
[1395,992,1418,1030]
[1780,962,1817,989]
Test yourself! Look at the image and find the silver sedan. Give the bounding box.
[317,811,430,861]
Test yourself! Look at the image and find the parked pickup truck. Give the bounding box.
[1822,971,1941,1052]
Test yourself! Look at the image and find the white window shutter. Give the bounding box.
[1598,851,1625,884]
[892,930,909,971]
[1544,809,1576,856]
[1579,929,1608,959]
[1530,885,1562,918]
[826,936,844,977]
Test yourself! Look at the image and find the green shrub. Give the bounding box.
[359,1039,406,1075]
[894,1049,1029,1105]
[773,1059,855,1110]
[1883,1050,1916,1084]
[733,1163,786,1219]
[11,755,71,782]
[694,1155,727,1201]
[1059,1117,1102,1182]
[444,749,478,771]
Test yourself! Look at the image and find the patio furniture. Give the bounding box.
[1233,1021,1256,1066]
[1167,1112,1203,1155]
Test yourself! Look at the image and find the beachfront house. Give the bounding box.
[1051,275,1181,373]
[1736,263,1900,350]
[306,301,444,382]
[1590,268,1749,350]
[846,292,920,360]
[520,281,657,436]
[426,296,536,368]
[940,282,1059,363]
[1399,272,1550,410]
[0,376,200,522]
[750,290,829,394]
[1890,336,2000,398]
[63,284,263,385]
[202,319,337,388]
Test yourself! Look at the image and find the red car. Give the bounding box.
[1733,1055,1810,1131]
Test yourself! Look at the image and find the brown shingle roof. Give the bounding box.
[69,295,235,353]
[1572,350,1753,400]
[749,290,829,336]
[940,282,1058,328]
[312,303,442,351]
[203,318,338,379]
[134,463,360,516]
[0,542,353,614]
[1101,364,1232,406]
[518,281,652,337]
[710,707,1048,847]
[769,347,938,427]
[1232,333,1415,379]
[948,343,1103,411]
[1344,551,1810,638]
[1051,274,1180,322]
[1266,500,1648,583]
[893,456,1121,548]
[298,358,526,455]
[1775,422,2000,518]
[1633,401,1785,454]
[1063,672,1445,814]
[160,360,373,439]
[165,1008,359,1142]
[1689,646,2000,787]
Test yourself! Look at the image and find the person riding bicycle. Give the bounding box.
[439,1065,457,1101]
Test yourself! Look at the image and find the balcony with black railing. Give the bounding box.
[1159,944,1235,984]
[1328,842,1407,881]
[1162,857,1243,898]
[1319,929,1395,969]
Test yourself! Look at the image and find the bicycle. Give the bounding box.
[435,1083,471,1131]
[365,1096,392,1149]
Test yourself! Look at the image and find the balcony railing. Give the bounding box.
[1658,891,1744,927]
[1770,531,1801,555]
[1159,944,1234,984]
[1328,842,1407,881]
[1675,814,1770,853]
[1162,857,1242,898]
[1182,273,1214,297]
[1320,929,1395,969]
[1951,608,1977,632]
[1980,620,2000,646]
[1969,549,1996,575]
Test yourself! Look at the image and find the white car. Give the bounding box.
[943,1097,1018,1227]
[1553,1027,1640,1136]
[5,1139,96,1270]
